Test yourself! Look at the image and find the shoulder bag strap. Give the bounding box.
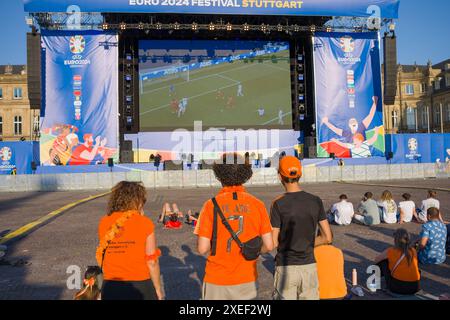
[211,197,244,249]
[211,199,218,256]
[391,253,406,276]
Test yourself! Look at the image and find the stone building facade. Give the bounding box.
[0,65,40,141]
[383,59,450,134]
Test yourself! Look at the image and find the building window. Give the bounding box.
[405,84,414,95]
[0,87,3,99]
[446,103,450,122]
[420,83,427,93]
[434,105,441,126]
[406,107,416,130]
[421,107,429,129]
[392,110,399,128]
[446,75,450,87]
[434,80,441,91]
[0,116,3,136]
[14,116,23,136]
[33,115,40,133]
[13,87,23,99]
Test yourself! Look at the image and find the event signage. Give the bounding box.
[24,0,400,18]
[40,31,119,166]
[313,32,385,159]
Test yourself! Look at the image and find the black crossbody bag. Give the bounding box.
[210,197,263,261]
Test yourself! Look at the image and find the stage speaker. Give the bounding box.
[31,161,37,172]
[305,136,316,148]
[330,153,336,160]
[307,146,317,158]
[164,161,183,171]
[383,35,398,105]
[120,151,133,163]
[27,32,42,110]
[108,158,114,167]
[121,140,133,151]
[386,151,394,160]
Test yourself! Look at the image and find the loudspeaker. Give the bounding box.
[31,161,37,172]
[164,161,183,171]
[122,140,133,151]
[383,35,398,105]
[305,136,316,148]
[27,32,42,110]
[307,146,317,158]
[386,151,394,160]
[120,151,133,163]
[108,158,114,167]
[330,153,336,160]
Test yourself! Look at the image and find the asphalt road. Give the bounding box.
[0,179,449,300]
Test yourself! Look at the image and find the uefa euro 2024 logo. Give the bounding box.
[0,147,12,162]
[70,35,85,54]
[406,138,421,160]
[339,36,355,53]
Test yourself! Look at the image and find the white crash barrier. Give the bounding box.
[0,163,447,192]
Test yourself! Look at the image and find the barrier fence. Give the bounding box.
[0,163,448,193]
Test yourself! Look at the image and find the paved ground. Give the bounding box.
[0,179,449,300]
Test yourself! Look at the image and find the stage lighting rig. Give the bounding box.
[243,23,249,32]
[120,22,127,30]
[173,22,180,30]
[209,23,215,31]
[156,22,162,30]
[138,22,144,30]
[102,23,109,30]
[310,25,316,33]
[277,24,283,32]
[226,23,232,31]
[192,22,198,31]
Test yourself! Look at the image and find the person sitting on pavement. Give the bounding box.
[159,203,183,229]
[418,190,441,223]
[377,190,398,224]
[375,228,421,295]
[314,230,348,300]
[185,210,200,227]
[353,192,381,226]
[328,194,354,226]
[417,208,447,265]
[398,193,421,224]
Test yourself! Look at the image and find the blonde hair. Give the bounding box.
[381,190,393,202]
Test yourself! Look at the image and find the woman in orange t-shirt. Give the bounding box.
[375,228,421,295]
[97,181,163,300]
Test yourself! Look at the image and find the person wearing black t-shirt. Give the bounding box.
[270,156,333,300]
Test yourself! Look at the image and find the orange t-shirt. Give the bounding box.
[98,211,154,281]
[314,245,348,300]
[387,247,421,282]
[194,186,273,286]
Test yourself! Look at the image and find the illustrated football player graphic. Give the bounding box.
[322,96,378,143]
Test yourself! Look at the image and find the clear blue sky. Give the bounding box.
[0,0,449,66]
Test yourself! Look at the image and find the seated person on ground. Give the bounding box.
[354,192,381,226]
[159,203,183,229]
[314,231,348,300]
[185,210,200,227]
[398,193,420,224]
[375,228,421,295]
[377,190,398,224]
[418,190,440,223]
[418,208,447,265]
[328,194,354,226]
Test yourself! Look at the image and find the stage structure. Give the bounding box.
[23,0,400,167]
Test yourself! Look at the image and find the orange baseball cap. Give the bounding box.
[279,156,302,179]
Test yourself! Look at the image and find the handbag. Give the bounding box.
[210,197,263,261]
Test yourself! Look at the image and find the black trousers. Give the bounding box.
[377,260,420,295]
[102,279,158,300]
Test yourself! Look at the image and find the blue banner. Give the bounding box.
[314,32,385,159]
[40,31,119,166]
[24,0,400,18]
[0,142,39,175]
[387,133,450,164]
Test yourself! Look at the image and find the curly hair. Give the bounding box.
[212,153,253,187]
[107,181,147,215]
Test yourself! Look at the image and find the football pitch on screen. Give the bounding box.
[139,51,293,131]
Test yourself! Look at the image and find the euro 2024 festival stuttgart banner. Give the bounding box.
[314,32,385,159]
[40,31,119,166]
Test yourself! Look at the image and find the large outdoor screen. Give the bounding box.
[138,40,293,131]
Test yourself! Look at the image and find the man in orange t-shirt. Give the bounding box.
[194,153,274,300]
